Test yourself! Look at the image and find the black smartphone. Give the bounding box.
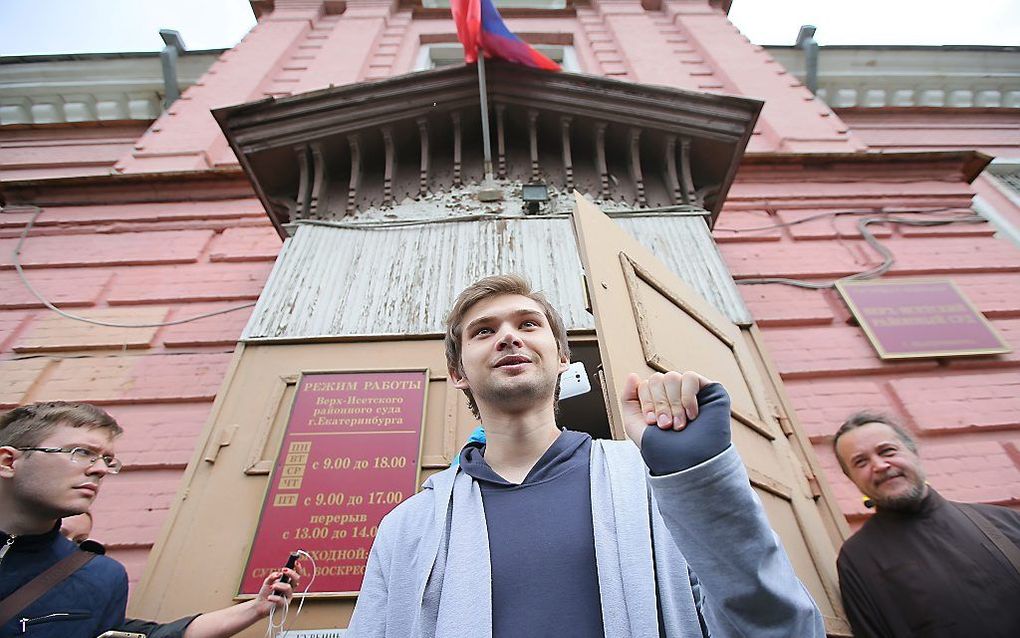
[279,550,300,585]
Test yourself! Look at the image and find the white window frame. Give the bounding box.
[972,158,1020,248]
[414,43,580,73]
[987,160,1020,205]
[422,0,566,8]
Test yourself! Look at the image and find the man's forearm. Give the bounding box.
[649,447,825,637]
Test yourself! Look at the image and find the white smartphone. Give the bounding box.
[559,361,592,400]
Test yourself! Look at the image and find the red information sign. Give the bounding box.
[240,370,428,597]
[836,279,1011,359]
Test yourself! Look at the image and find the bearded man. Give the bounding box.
[834,411,1020,638]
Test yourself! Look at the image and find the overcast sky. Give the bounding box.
[1,0,1017,56]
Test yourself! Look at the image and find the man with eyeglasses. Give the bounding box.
[1,401,129,637]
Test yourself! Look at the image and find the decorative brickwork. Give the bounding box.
[576,6,632,78]
[363,9,413,81]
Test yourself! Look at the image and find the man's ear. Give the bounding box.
[0,446,18,479]
[558,352,570,374]
[449,366,470,391]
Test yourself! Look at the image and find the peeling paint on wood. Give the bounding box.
[243,215,751,340]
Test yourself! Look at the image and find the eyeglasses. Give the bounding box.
[15,447,122,474]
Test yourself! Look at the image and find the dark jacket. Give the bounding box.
[0,525,127,637]
[838,489,1020,638]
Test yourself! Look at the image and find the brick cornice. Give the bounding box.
[739,150,992,184]
[0,168,254,207]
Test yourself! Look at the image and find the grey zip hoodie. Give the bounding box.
[347,438,824,637]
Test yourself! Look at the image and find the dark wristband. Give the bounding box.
[640,383,732,475]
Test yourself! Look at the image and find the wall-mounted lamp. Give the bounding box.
[522,183,549,215]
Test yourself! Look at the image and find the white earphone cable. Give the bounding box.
[266,550,317,638]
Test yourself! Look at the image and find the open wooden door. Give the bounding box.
[571,194,851,636]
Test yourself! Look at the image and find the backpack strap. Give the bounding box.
[955,502,1020,576]
[0,550,96,628]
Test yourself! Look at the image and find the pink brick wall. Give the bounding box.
[838,110,1020,157]
[0,195,277,585]
[720,165,1020,522]
[0,123,150,181]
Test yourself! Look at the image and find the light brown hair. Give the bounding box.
[444,275,570,418]
[0,402,122,448]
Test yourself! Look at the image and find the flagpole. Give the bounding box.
[476,47,494,182]
[473,46,501,200]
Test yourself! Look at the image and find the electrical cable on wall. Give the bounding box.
[10,207,257,329]
[714,206,961,234]
[10,204,988,318]
[725,208,987,289]
[292,205,708,231]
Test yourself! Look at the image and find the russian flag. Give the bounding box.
[452,0,561,71]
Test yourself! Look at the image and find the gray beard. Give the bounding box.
[874,480,928,512]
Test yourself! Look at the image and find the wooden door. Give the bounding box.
[129,339,480,635]
[571,194,851,636]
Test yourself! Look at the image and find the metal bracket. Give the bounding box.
[203,424,239,464]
